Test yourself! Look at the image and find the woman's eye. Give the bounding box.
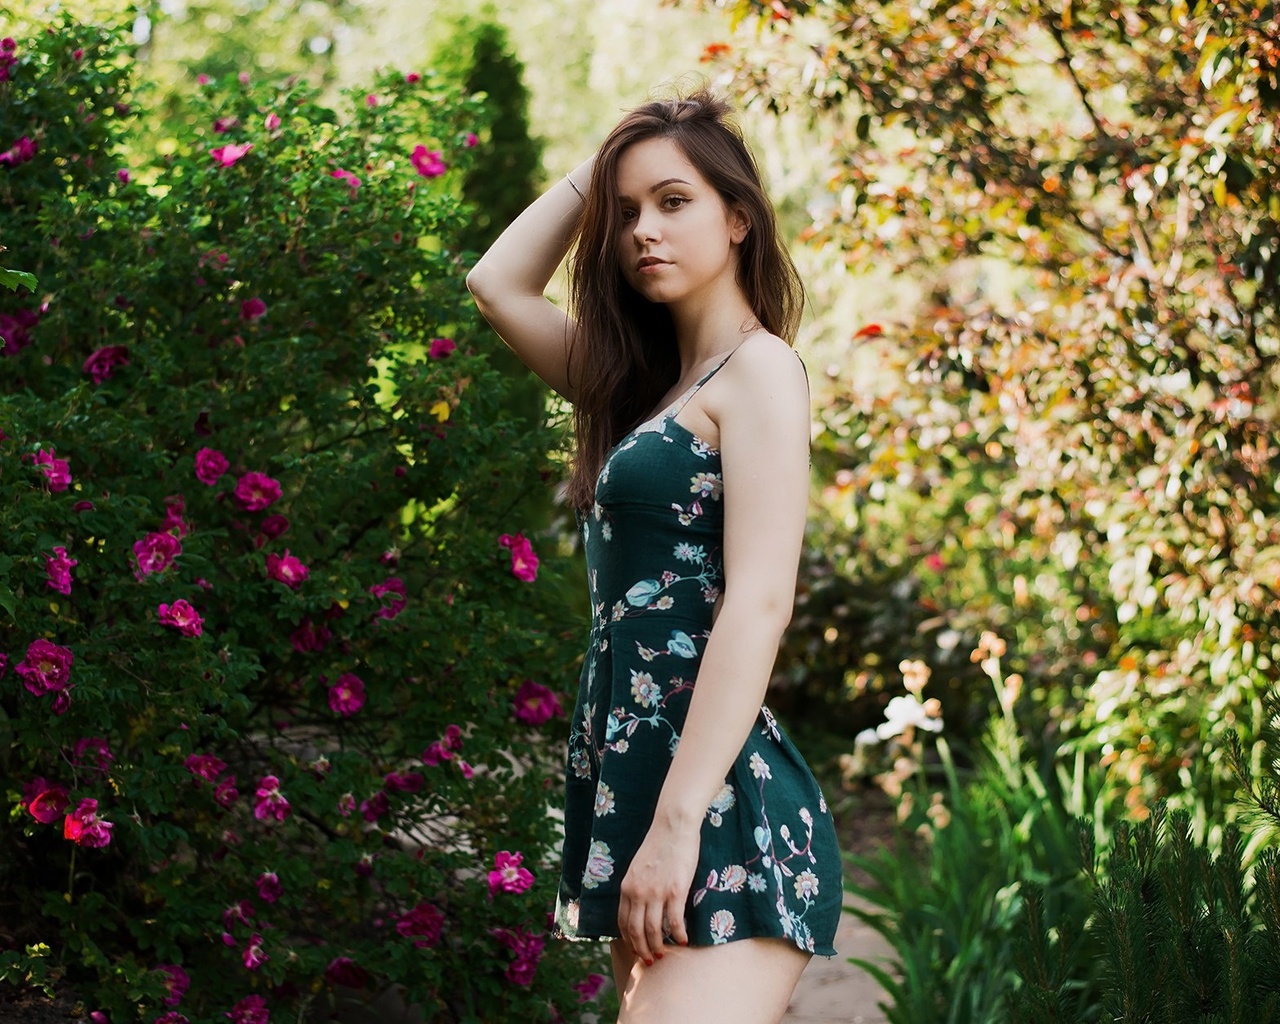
[661,195,688,209]
[620,208,637,222]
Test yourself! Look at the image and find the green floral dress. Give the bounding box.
[553,350,841,957]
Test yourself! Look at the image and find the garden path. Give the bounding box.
[782,898,891,1024]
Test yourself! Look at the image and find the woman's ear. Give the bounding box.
[729,205,750,245]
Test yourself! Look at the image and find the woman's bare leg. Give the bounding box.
[611,937,811,1024]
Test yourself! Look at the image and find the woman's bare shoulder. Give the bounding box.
[721,332,808,400]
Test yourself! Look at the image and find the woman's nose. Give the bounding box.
[632,206,660,244]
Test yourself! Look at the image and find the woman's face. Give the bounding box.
[613,136,749,308]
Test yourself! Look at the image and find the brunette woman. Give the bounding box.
[467,88,841,1023]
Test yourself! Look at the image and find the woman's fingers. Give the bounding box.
[643,898,667,960]
[665,893,690,947]
[619,892,653,964]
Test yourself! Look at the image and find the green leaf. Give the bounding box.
[0,268,37,293]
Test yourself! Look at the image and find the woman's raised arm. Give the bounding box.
[464,155,595,402]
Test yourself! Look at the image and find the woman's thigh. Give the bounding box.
[611,937,811,1024]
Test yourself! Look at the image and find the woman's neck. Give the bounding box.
[666,281,760,376]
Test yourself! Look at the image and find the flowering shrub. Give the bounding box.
[0,18,611,1022]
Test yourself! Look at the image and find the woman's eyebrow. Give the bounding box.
[617,177,693,201]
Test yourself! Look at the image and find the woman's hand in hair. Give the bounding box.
[617,813,698,964]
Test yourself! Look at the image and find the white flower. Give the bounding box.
[673,542,700,562]
[689,472,722,499]
[749,752,772,780]
[798,807,813,827]
[601,521,612,541]
[630,670,660,708]
[594,780,616,817]
[655,595,674,609]
[747,872,768,893]
[708,909,736,944]
[793,870,820,900]
[876,694,944,740]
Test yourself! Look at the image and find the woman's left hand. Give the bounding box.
[617,819,699,963]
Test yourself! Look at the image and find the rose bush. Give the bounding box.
[1,17,610,1022]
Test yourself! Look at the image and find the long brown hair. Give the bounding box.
[564,88,804,511]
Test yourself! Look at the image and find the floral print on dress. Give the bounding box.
[553,350,841,956]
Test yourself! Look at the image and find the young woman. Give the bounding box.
[467,88,841,1023]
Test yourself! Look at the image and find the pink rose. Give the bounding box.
[239,297,266,320]
[64,798,114,847]
[428,336,456,359]
[395,902,444,948]
[34,447,72,491]
[82,344,130,383]
[210,142,252,167]
[212,116,239,134]
[242,933,268,971]
[133,531,181,578]
[404,72,420,83]
[256,871,282,903]
[259,514,289,539]
[359,792,388,822]
[72,736,114,772]
[253,775,290,821]
[0,135,37,168]
[368,577,406,620]
[493,926,546,985]
[214,776,239,807]
[117,168,130,184]
[330,168,360,194]
[573,973,607,1003]
[195,447,229,486]
[185,753,226,782]
[382,771,422,793]
[328,673,365,716]
[409,145,446,178]
[21,777,70,823]
[155,964,190,1007]
[45,545,78,595]
[323,956,369,988]
[16,638,74,696]
[498,532,538,582]
[264,112,281,131]
[158,599,204,637]
[512,679,562,726]
[464,132,478,148]
[154,1013,190,1024]
[226,994,269,1024]
[487,850,534,897]
[289,618,330,653]
[265,550,308,589]
[234,471,281,510]
[161,495,190,538]
[337,793,356,817]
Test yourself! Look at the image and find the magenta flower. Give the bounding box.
[256,871,282,903]
[487,850,534,897]
[264,112,281,131]
[214,776,239,807]
[266,550,308,589]
[223,900,254,930]
[83,344,130,383]
[337,792,356,817]
[289,619,330,653]
[0,307,41,356]
[16,638,74,696]
[154,1013,190,1024]
[155,964,190,1007]
[428,336,456,359]
[21,777,69,823]
[225,994,269,1024]
[259,513,289,539]
[158,599,204,637]
[212,116,239,134]
[33,447,72,491]
[421,741,449,766]
[253,775,290,821]
[133,531,182,578]
[45,546,78,595]
[328,673,365,716]
[185,753,226,782]
[64,798,114,847]
[117,168,130,184]
[512,679,562,726]
[0,38,15,83]
[458,759,475,779]
[359,791,388,823]
[323,956,369,988]
[210,142,252,167]
[498,532,539,582]
[382,771,423,794]
[239,297,266,320]
[404,72,420,83]
[573,972,607,1003]
[234,471,280,510]
[409,145,446,178]
[0,135,37,168]
[195,447,229,486]
[73,736,114,772]
[368,577,406,620]
[464,132,479,148]
[444,723,463,750]
[493,926,546,986]
[395,902,444,948]
[242,933,268,971]
[161,496,190,538]
[330,168,361,194]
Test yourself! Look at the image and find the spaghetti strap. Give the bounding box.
[667,347,738,420]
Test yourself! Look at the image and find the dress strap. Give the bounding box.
[667,348,738,420]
